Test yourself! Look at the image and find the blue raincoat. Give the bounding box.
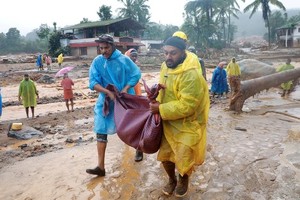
[89,49,141,135]
[36,55,43,67]
[211,66,228,94]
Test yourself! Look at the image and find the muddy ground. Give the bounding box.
[0,50,300,200]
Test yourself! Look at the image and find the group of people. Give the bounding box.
[35,53,64,71]
[210,56,296,99]
[3,30,296,198]
[84,31,298,197]
[210,57,241,100]
[86,32,209,197]
[17,52,68,117]
[17,72,75,118]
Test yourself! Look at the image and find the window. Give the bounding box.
[298,28,300,32]
[80,47,87,55]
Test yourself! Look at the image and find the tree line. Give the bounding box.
[1,0,300,56]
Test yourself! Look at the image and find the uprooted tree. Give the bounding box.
[229,68,300,112]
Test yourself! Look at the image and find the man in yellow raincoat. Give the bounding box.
[226,57,241,105]
[18,74,39,118]
[150,36,209,197]
[276,58,295,97]
[57,53,64,67]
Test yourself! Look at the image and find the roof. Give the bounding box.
[63,17,144,32]
[69,41,145,48]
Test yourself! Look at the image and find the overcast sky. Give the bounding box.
[0,0,299,36]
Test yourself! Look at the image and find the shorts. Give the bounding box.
[96,134,108,143]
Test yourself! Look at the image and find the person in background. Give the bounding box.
[61,73,74,112]
[226,57,241,100]
[86,34,141,176]
[149,36,209,197]
[57,53,64,67]
[45,54,52,71]
[187,46,206,80]
[125,48,143,162]
[210,62,228,98]
[276,58,295,97]
[36,54,43,71]
[18,74,39,118]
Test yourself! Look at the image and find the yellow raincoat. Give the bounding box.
[18,79,38,108]
[156,52,210,176]
[226,60,241,77]
[57,53,64,65]
[276,63,295,90]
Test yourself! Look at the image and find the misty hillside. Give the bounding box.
[233,9,300,39]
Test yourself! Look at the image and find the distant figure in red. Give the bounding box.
[45,54,52,71]
[61,73,74,112]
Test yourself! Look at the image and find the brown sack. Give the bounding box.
[105,82,164,154]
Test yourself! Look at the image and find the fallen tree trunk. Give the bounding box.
[229,68,300,112]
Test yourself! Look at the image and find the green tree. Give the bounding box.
[134,0,151,26]
[98,5,112,21]
[184,1,204,47]
[5,28,22,53]
[53,22,57,32]
[244,0,286,47]
[36,24,51,40]
[48,32,62,57]
[223,0,244,44]
[162,25,179,41]
[80,18,91,24]
[0,33,7,54]
[287,12,300,24]
[118,0,135,19]
[143,22,164,40]
[267,11,287,43]
[117,0,150,26]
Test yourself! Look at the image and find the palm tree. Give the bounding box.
[185,0,215,47]
[117,0,150,26]
[186,0,214,28]
[214,0,242,45]
[226,0,245,44]
[184,1,204,47]
[244,0,286,48]
[118,0,136,19]
[134,0,151,26]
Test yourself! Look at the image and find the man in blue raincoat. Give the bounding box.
[36,54,43,71]
[211,62,229,98]
[86,34,141,176]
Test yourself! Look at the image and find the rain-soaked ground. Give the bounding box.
[0,60,300,199]
[0,86,299,200]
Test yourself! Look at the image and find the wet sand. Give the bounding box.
[0,61,300,199]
